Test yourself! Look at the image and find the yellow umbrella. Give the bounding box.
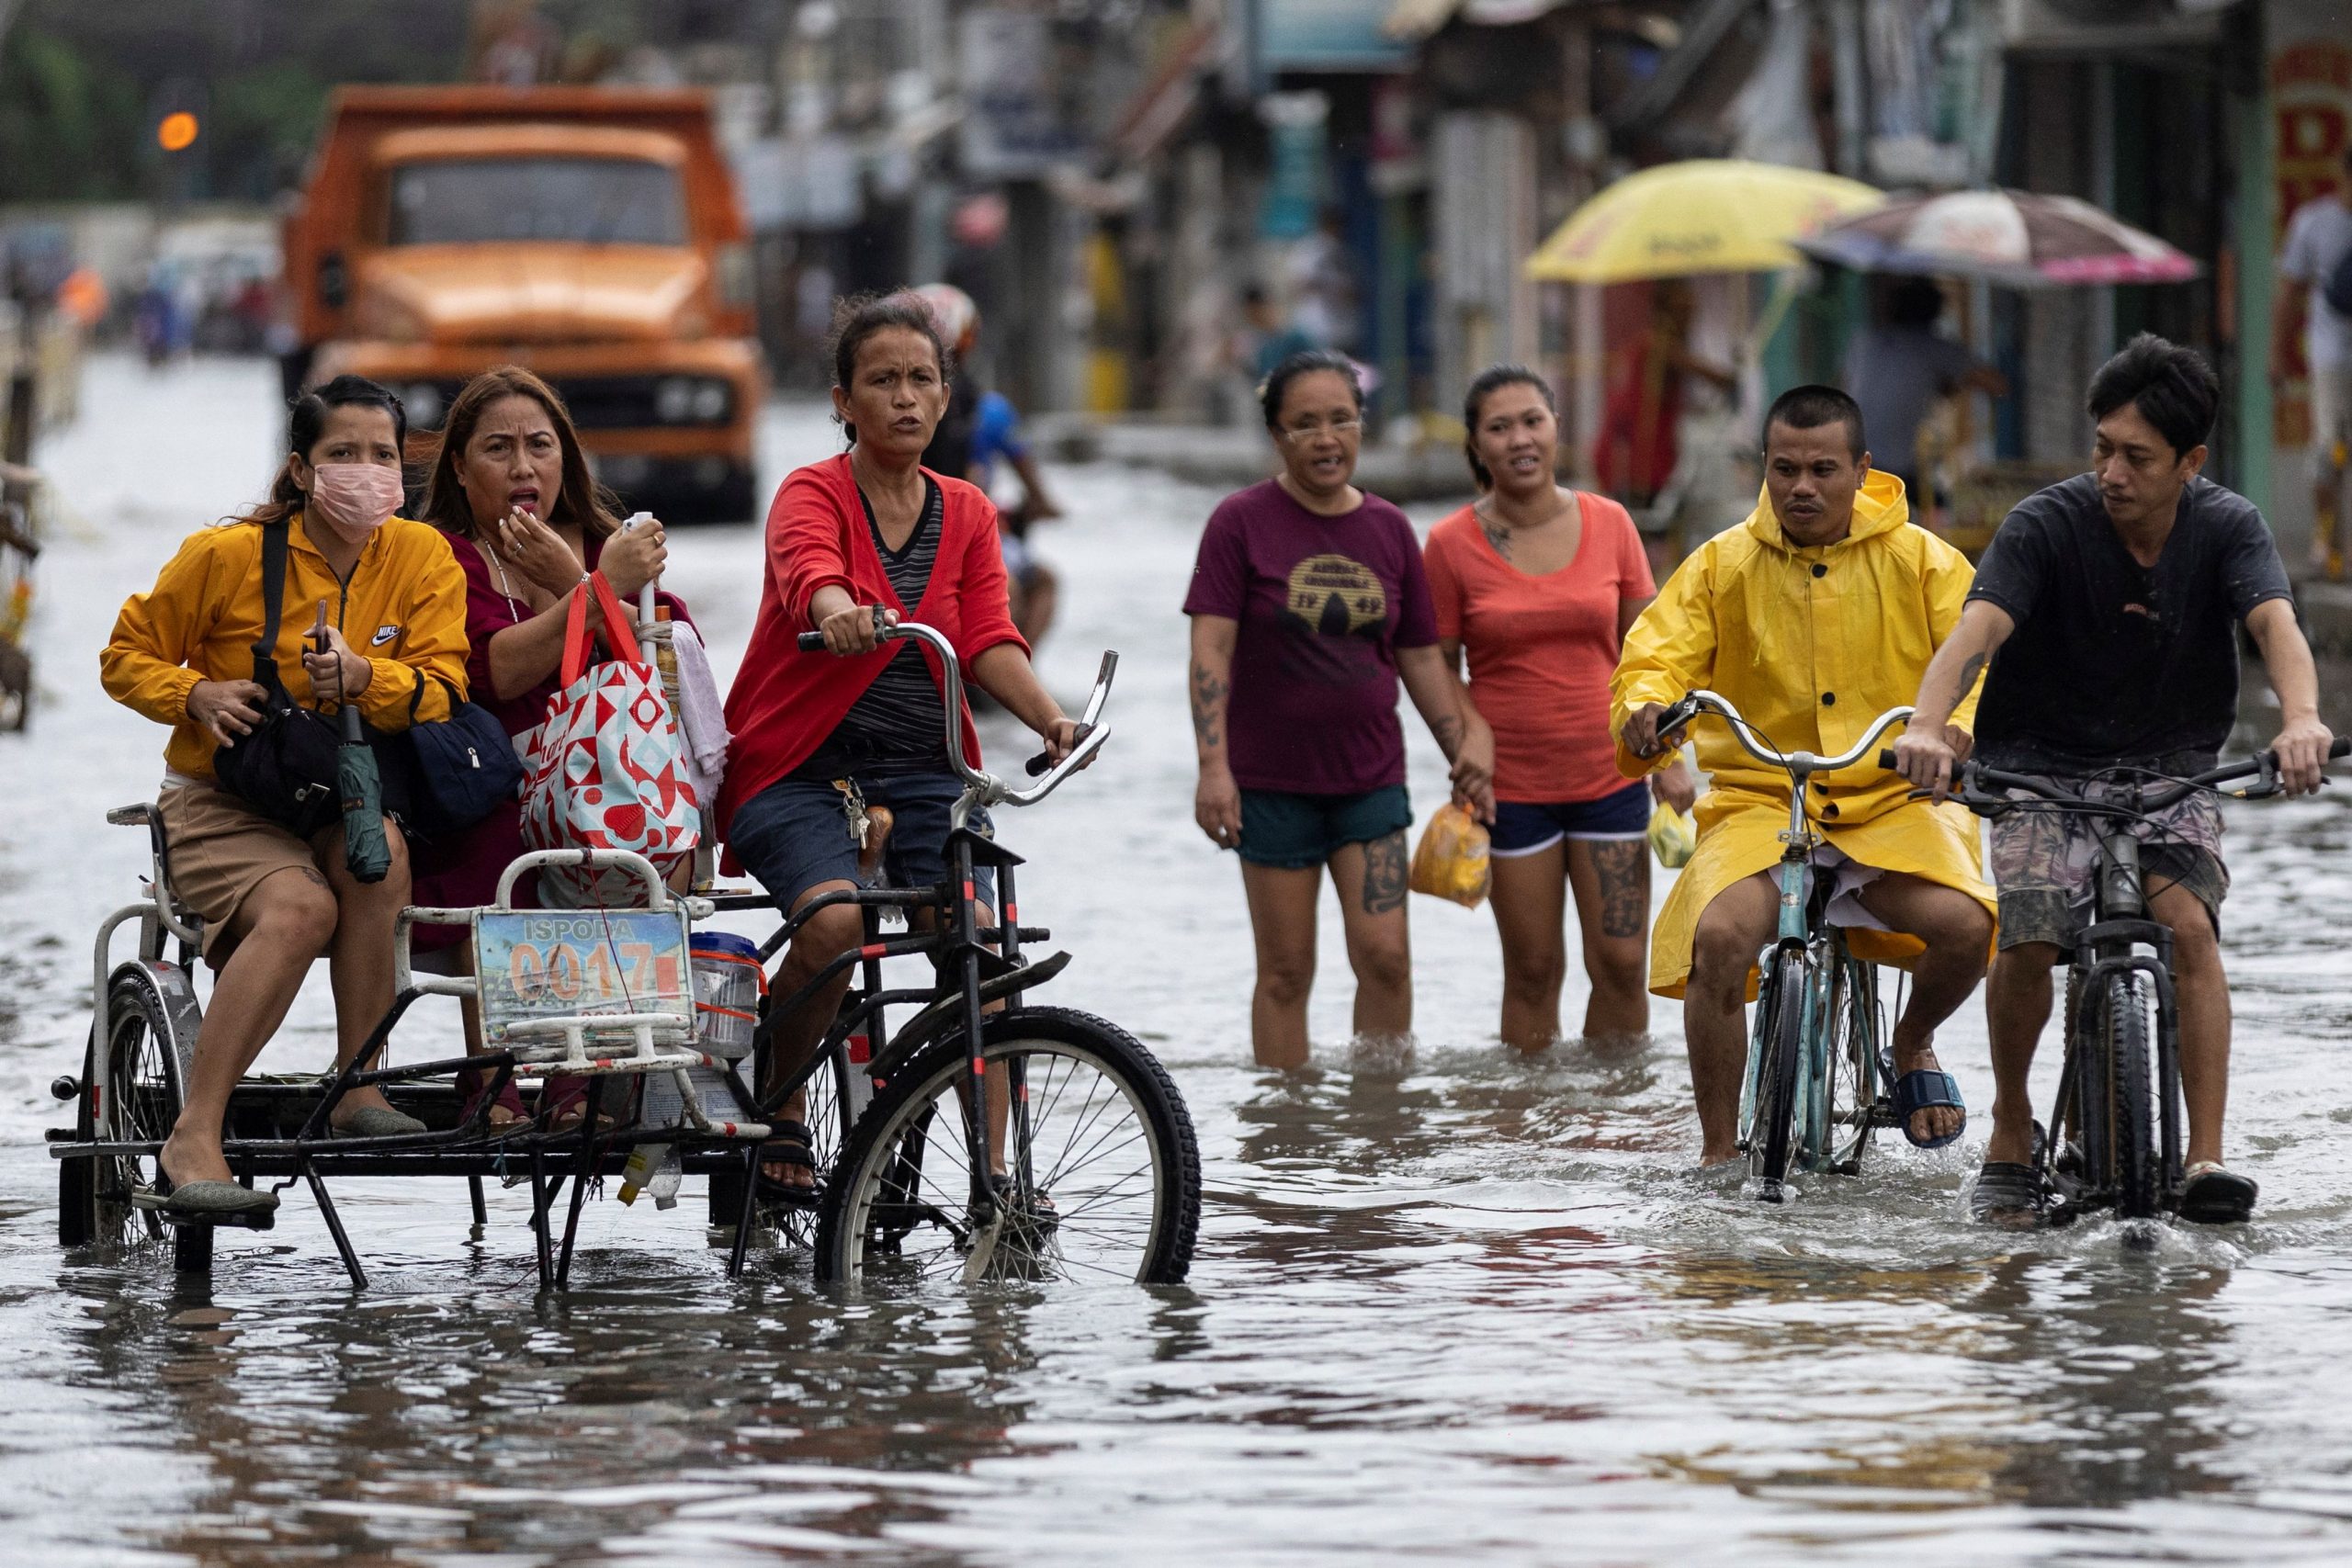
[1526,160,1883,284]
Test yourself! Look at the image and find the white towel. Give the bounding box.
[668,620,732,807]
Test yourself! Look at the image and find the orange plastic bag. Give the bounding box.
[1408,802,1491,908]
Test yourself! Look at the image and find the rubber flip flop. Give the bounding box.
[1893,1067,1967,1150]
[159,1177,280,1219]
[2179,1161,2258,1224]
[331,1104,429,1138]
[1969,1160,2044,1225]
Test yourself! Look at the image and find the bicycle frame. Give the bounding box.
[2042,808,2186,1213]
[762,621,1118,1258]
[1655,692,1914,1179]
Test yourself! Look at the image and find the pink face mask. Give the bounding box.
[308,463,405,544]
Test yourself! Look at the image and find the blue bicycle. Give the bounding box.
[1652,692,1919,1200]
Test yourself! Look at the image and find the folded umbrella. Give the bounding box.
[311,603,390,885]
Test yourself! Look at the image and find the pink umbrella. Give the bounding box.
[1794,189,2199,288]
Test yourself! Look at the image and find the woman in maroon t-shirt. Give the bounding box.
[1183,350,1488,1069]
[410,366,680,1128]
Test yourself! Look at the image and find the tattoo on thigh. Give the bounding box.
[1361,830,1408,915]
[1591,840,1648,938]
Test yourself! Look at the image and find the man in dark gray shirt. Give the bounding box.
[1895,334,2333,1226]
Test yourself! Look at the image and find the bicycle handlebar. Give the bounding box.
[1653,690,1914,776]
[795,615,1116,808]
[1877,736,2351,813]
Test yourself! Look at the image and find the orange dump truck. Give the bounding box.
[287,85,763,522]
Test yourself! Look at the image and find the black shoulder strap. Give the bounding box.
[251,519,289,690]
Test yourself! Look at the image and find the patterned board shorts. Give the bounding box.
[1985,774,2228,952]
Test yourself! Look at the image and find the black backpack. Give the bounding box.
[2324,242,2352,319]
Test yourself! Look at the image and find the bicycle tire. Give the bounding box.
[816,1007,1200,1286]
[1825,956,1878,1175]
[60,970,185,1252]
[1747,949,1807,1196]
[2103,973,2161,1220]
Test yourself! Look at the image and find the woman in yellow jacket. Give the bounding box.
[1611,386,1995,1167]
[101,375,468,1219]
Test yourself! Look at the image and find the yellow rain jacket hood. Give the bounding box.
[1610,473,1992,998]
[103,512,469,782]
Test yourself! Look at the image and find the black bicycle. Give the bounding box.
[1918,738,2348,1224]
[740,619,1202,1285]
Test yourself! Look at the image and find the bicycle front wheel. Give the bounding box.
[1747,949,1807,1198]
[2101,973,2161,1220]
[816,1008,1201,1286]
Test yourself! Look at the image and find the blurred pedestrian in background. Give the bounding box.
[1429,367,1697,1052]
[1842,276,2007,506]
[1239,283,1317,381]
[2278,143,2352,578]
[1185,349,1487,1069]
[913,283,1067,650]
[1591,280,1736,511]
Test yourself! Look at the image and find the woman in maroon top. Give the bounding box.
[410,365,678,1127]
[1183,350,1487,1069]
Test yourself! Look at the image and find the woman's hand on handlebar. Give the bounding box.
[1623,702,1687,760]
[808,587,896,656]
[2273,716,2335,796]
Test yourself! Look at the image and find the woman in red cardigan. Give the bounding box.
[718,293,1081,1195]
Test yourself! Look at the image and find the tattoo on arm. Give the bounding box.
[1429,713,1464,757]
[1588,840,1649,940]
[1360,829,1408,915]
[1189,660,1228,750]
[1955,652,1985,696]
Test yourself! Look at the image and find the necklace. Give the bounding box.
[481,537,527,623]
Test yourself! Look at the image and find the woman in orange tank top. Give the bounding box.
[1432,368,1697,1050]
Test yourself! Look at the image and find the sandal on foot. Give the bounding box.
[2179,1161,2258,1224]
[1970,1160,2045,1225]
[1893,1068,1967,1150]
[332,1104,428,1138]
[155,1162,280,1220]
[755,1120,819,1202]
[538,1075,606,1134]
[458,1067,529,1132]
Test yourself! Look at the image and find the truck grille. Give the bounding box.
[396,374,731,432]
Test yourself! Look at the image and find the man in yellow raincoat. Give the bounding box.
[1611,385,1995,1165]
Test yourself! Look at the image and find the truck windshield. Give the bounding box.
[388,157,687,246]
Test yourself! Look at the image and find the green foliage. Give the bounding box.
[0,24,145,200]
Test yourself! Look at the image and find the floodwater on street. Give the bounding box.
[9,354,2352,1566]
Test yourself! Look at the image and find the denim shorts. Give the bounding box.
[729,770,995,912]
[1238,784,1411,870]
[1489,780,1651,858]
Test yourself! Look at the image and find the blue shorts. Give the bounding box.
[728,770,996,912]
[1238,784,1411,871]
[1489,781,1649,858]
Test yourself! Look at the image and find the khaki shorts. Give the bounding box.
[2314,362,2352,462]
[158,783,326,953]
